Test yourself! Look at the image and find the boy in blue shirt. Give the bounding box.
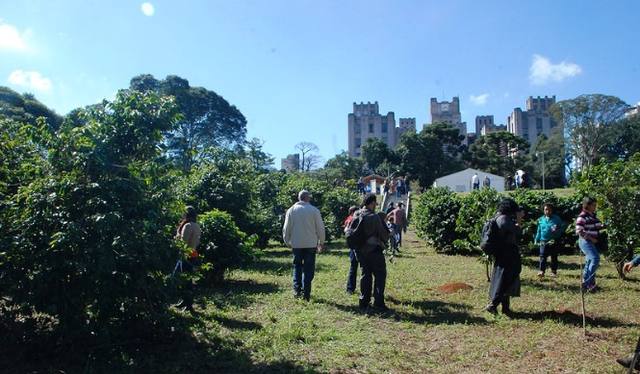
[534,203,566,277]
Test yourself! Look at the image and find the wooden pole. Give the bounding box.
[579,252,587,336]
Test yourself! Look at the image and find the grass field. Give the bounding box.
[21,229,639,373]
[130,228,638,374]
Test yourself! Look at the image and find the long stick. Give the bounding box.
[579,252,587,336]
[628,335,640,374]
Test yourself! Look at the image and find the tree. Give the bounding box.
[423,122,465,156]
[603,114,640,162]
[294,141,320,171]
[129,74,247,172]
[525,129,567,189]
[466,131,529,177]
[550,94,628,172]
[324,151,366,181]
[0,86,62,130]
[361,137,392,173]
[243,137,275,171]
[395,130,445,188]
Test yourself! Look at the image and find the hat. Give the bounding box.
[298,190,312,201]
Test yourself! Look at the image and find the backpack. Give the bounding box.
[345,211,367,249]
[480,215,501,256]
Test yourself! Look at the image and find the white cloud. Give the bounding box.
[470,93,490,106]
[0,21,28,51]
[141,2,155,16]
[529,54,582,85]
[8,70,52,93]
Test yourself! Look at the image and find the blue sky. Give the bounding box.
[2,0,639,165]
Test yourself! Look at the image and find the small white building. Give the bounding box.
[433,168,505,192]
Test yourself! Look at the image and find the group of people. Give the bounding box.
[471,172,491,190]
[172,191,640,370]
[356,176,410,197]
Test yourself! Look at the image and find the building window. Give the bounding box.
[355,138,361,148]
[354,123,361,134]
[369,123,374,133]
[381,122,388,133]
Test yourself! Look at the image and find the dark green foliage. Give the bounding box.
[603,115,640,162]
[129,74,248,172]
[466,131,529,178]
[0,90,180,343]
[0,86,62,130]
[413,187,460,253]
[453,188,502,254]
[324,151,366,181]
[361,137,392,173]
[199,209,255,283]
[574,154,640,270]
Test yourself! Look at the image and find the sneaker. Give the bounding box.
[537,271,544,278]
[346,289,355,295]
[617,353,640,370]
[550,272,558,278]
[484,304,498,315]
[372,304,390,313]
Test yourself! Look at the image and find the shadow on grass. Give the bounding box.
[315,296,488,326]
[243,257,336,276]
[520,278,583,292]
[521,257,581,271]
[1,308,319,373]
[509,309,635,328]
[201,279,280,308]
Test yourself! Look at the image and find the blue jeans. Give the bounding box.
[346,249,359,292]
[579,238,600,287]
[292,248,316,299]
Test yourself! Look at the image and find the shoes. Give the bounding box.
[484,304,498,315]
[372,304,390,313]
[582,284,597,293]
[346,289,355,295]
[537,271,545,278]
[293,291,302,299]
[303,294,310,302]
[617,353,640,370]
[175,300,185,308]
[550,272,557,278]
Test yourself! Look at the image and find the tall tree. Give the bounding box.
[466,131,529,177]
[129,74,247,172]
[0,86,62,130]
[395,131,446,188]
[550,94,628,172]
[361,137,392,173]
[324,151,366,181]
[294,141,320,171]
[526,128,567,189]
[242,138,275,171]
[603,114,640,162]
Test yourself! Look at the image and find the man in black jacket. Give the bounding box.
[485,198,523,315]
[355,193,390,312]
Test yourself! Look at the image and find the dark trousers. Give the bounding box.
[359,250,387,307]
[346,249,359,292]
[292,248,316,298]
[539,242,558,273]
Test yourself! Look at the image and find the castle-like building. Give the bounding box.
[429,97,467,136]
[347,102,415,157]
[507,96,558,144]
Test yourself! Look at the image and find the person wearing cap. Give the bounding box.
[283,190,326,301]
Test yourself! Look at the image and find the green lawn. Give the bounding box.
[132,228,638,373]
[25,229,637,373]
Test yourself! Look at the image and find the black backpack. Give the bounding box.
[345,211,367,249]
[480,215,501,256]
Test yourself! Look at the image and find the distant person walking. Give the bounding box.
[485,198,524,315]
[385,202,395,215]
[387,202,407,247]
[283,190,326,301]
[355,193,390,312]
[471,173,480,190]
[576,197,605,292]
[174,206,202,313]
[534,203,566,278]
[483,175,491,188]
[344,205,360,294]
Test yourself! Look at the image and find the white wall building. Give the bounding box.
[433,168,505,192]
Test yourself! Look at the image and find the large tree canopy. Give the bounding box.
[550,94,628,172]
[361,137,392,173]
[0,86,62,130]
[466,131,529,177]
[129,74,247,172]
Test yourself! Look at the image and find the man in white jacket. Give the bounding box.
[283,190,326,301]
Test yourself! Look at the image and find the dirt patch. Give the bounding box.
[437,282,473,294]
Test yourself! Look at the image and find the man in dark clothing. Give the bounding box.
[485,198,523,315]
[355,193,390,312]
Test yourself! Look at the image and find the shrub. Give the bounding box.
[413,187,460,253]
[453,188,502,254]
[198,209,255,284]
[574,154,640,274]
[0,91,179,343]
